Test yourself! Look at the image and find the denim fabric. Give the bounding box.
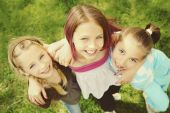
[63,102,82,113]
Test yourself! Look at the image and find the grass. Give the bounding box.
[0,0,170,113]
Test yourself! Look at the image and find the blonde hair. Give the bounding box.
[8,36,68,95]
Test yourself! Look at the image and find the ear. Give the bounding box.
[18,69,29,76]
[43,44,49,49]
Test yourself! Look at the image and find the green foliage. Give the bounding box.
[0,0,170,113]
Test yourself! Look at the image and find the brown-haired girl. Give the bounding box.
[110,24,170,113]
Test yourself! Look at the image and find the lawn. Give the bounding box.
[0,0,170,113]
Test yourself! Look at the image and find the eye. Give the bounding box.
[129,58,137,63]
[96,35,103,39]
[30,64,35,69]
[80,37,88,40]
[119,49,125,55]
[40,54,44,60]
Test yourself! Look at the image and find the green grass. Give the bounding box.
[0,0,170,113]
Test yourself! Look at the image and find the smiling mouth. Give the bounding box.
[41,65,50,74]
[85,50,97,55]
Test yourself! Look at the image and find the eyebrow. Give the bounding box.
[97,34,104,36]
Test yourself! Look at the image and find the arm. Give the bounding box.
[47,38,73,67]
[28,77,47,105]
[143,81,169,112]
[46,38,67,58]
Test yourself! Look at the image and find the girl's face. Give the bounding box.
[73,21,104,61]
[14,42,54,79]
[112,35,146,71]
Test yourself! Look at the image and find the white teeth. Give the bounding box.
[42,65,50,74]
[86,50,96,54]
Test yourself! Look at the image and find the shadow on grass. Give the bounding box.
[115,100,170,113]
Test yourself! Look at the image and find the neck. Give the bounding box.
[46,69,61,84]
[75,49,106,66]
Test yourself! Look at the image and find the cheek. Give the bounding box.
[127,62,141,69]
[98,40,104,48]
[26,69,36,76]
[74,42,85,50]
[112,49,119,59]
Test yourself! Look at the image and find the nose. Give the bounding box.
[118,58,127,68]
[88,40,96,49]
[39,62,46,70]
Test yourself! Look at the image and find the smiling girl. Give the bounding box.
[8,36,82,113]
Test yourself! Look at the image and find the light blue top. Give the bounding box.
[131,48,170,112]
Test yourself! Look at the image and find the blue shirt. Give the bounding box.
[131,48,170,112]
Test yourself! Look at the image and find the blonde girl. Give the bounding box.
[8,36,82,113]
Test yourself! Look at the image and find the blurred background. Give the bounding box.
[0,0,170,113]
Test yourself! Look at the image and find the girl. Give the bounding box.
[110,24,170,113]
[28,4,121,113]
[8,36,82,113]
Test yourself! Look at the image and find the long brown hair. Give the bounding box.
[112,23,160,57]
[64,4,120,59]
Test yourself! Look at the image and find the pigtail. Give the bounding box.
[53,68,68,95]
[145,23,161,44]
[47,68,68,96]
[111,31,121,48]
[107,19,122,48]
[49,84,68,95]
[107,19,122,34]
[31,68,68,96]
[37,77,68,96]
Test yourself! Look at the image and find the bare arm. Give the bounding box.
[46,38,67,58]
[47,38,73,67]
[28,77,47,105]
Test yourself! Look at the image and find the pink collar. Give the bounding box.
[70,50,109,72]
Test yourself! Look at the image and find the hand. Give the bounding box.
[28,78,47,105]
[117,72,134,84]
[54,43,73,67]
[116,69,137,85]
[46,38,73,67]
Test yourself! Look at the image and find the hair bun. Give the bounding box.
[146,28,152,35]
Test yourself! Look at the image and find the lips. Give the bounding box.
[41,65,50,74]
[85,50,97,55]
[115,61,126,71]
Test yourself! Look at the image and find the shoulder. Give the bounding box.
[151,48,169,63]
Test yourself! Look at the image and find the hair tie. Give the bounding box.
[146,29,152,35]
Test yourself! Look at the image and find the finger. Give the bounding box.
[115,79,120,84]
[54,51,60,62]
[70,58,75,66]
[58,55,64,66]
[42,88,48,99]
[29,96,40,105]
[43,44,49,49]
[64,60,69,67]
[35,96,45,105]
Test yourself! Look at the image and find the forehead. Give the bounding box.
[118,35,147,59]
[74,21,103,37]
[14,43,45,66]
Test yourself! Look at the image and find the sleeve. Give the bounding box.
[61,75,81,104]
[143,81,169,112]
[152,49,170,91]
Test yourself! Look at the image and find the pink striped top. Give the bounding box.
[70,50,109,72]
